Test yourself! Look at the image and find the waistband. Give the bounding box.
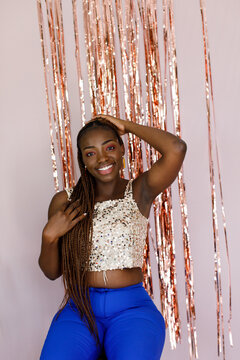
[88,281,143,293]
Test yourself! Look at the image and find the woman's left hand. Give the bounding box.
[90,114,128,136]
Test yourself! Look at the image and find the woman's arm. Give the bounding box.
[39,191,86,280]
[39,235,62,281]
[38,191,65,280]
[124,120,187,201]
[91,115,187,203]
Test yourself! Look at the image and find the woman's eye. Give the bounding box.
[107,145,115,151]
[86,152,94,157]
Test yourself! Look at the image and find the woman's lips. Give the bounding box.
[96,163,114,175]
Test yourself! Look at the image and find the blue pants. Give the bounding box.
[40,282,165,360]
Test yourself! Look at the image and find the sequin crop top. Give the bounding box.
[65,179,148,272]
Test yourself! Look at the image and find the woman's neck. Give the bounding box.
[94,176,127,202]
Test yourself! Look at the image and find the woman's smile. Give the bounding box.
[96,163,115,175]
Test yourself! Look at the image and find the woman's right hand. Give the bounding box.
[43,198,87,242]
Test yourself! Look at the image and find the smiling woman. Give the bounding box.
[38,115,186,360]
[80,126,124,182]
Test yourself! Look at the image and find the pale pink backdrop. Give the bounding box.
[0,1,239,359]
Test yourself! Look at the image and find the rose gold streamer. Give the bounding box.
[114,0,133,179]
[137,0,181,349]
[43,0,63,171]
[142,224,154,299]
[125,0,151,290]
[45,0,72,188]
[81,0,120,119]
[200,0,233,356]
[80,0,128,179]
[71,0,87,128]
[113,0,153,298]
[37,0,59,191]
[93,0,105,112]
[124,0,143,178]
[37,0,75,189]
[81,0,97,114]
[81,0,121,168]
[55,0,76,187]
[154,190,181,347]
[165,0,198,357]
[102,0,115,112]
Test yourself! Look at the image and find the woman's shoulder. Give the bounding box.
[51,189,69,202]
[48,188,74,218]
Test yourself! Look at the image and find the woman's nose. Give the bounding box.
[97,150,108,163]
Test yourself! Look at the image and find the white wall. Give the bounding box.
[0,1,239,359]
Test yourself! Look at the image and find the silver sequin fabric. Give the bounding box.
[65,179,148,272]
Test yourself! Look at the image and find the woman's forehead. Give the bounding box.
[79,127,117,148]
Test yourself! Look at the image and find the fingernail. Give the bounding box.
[83,212,87,216]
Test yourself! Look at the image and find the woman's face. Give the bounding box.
[79,127,124,182]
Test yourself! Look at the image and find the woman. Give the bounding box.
[39,114,187,360]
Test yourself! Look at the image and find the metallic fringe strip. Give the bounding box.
[80,0,125,179]
[199,1,233,357]
[37,0,75,190]
[114,0,153,294]
[37,0,59,191]
[165,1,198,357]
[143,226,154,299]
[114,0,144,179]
[72,0,87,128]
[138,0,181,349]
[81,0,120,117]
[154,189,181,347]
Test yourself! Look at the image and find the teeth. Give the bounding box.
[98,164,113,171]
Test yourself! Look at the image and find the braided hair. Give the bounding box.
[55,118,124,347]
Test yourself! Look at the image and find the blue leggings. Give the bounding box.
[40,282,165,360]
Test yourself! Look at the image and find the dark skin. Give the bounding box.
[38,115,187,286]
[80,127,126,203]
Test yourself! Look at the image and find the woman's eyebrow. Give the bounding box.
[83,139,115,150]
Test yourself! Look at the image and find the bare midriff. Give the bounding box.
[86,267,144,288]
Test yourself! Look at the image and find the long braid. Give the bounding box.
[54,119,123,347]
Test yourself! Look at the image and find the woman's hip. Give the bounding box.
[69,281,164,321]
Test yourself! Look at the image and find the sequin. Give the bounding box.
[66,179,148,272]
[65,187,73,201]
